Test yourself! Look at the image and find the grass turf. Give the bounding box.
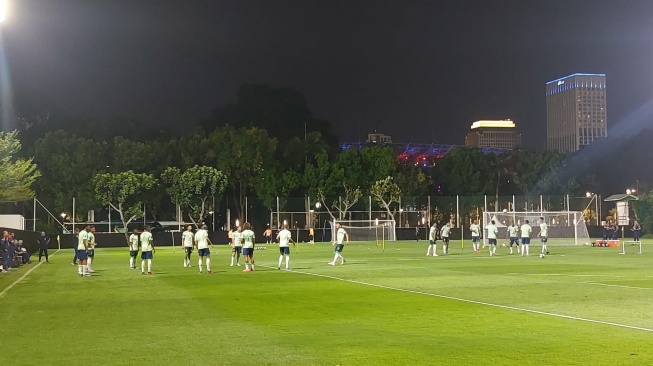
[1,239,653,365]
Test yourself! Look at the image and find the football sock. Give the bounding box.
[278,255,283,268]
[87,257,92,270]
[525,246,530,256]
[285,255,289,269]
[147,259,152,273]
[198,258,203,272]
[206,258,211,272]
[251,262,255,270]
[332,253,339,263]
[141,260,145,273]
[129,257,134,268]
[78,264,82,275]
[231,256,234,266]
[245,263,250,270]
[444,244,448,254]
[426,246,431,255]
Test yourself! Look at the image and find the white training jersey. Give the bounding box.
[129,234,139,251]
[182,231,194,247]
[539,223,548,237]
[194,229,209,249]
[440,226,450,238]
[508,225,519,237]
[88,232,96,249]
[486,225,498,240]
[77,230,88,250]
[232,231,243,247]
[520,224,532,238]
[241,230,255,248]
[429,226,437,241]
[278,229,292,247]
[140,231,153,252]
[336,228,347,244]
[470,223,480,237]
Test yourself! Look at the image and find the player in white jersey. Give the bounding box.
[128,229,139,269]
[440,223,451,255]
[520,220,532,256]
[86,226,97,273]
[426,223,438,257]
[241,222,256,272]
[276,224,294,270]
[230,226,242,267]
[181,225,194,268]
[329,223,348,265]
[507,221,520,255]
[76,225,90,277]
[194,225,212,274]
[538,217,549,256]
[140,225,155,275]
[470,219,481,254]
[486,220,499,256]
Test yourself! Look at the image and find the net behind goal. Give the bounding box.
[331,220,396,243]
[482,211,590,246]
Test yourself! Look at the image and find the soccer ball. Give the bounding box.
[539,253,544,258]
[502,209,508,213]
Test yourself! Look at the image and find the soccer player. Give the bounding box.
[140,225,155,275]
[37,232,50,263]
[486,220,498,256]
[507,221,520,254]
[470,219,481,254]
[309,227,315,244]
[538,217,548,256]
[77,225,90,277]
[87,226,97,273]
[440,222,451,255]
[241,222,256,272]
[264,227,272,244]
[520,220,532,256]
[128,229,139,269]
[182,225,194,268]
[426,223,438,256]
[276,224,294,270]
[329,223,348,265]
[632,220,642,242]
[194,224,212,274]
[230,225,242,266]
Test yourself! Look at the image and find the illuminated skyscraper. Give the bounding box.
[464,120,521,149]
[546,73,607,153]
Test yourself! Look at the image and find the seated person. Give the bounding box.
[15,240,31,264]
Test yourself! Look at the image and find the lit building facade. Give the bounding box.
[464,120,521,149]
[367,130,392,144]
[546,73,607,153]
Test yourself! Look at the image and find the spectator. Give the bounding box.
[0,230,8,273]
[38,232,50,262]
[16,240,31,264]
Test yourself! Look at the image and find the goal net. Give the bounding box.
[330,219,396,243]
[482,211,590,246]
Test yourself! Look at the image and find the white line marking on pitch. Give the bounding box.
[264,265,653,333]
[580,282,653,290]
[507,273,625,278]
[0,249,59,299]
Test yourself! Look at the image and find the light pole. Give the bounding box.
[584,192,599,226]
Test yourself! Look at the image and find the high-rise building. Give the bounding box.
[546,73,607,153]
[366,130,392,144]
[464,120,521,149]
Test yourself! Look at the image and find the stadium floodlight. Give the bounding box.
[586,191,592,198]
[375,218,379,226]
[283,219,287,226]
[626,188,636,195]
[0,0,6,23]
[421,217,425,225]
[60,212,66,219]
[315,202,321,209]
[235,219,239,227]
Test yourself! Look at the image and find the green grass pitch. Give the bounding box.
[1,240,653,365]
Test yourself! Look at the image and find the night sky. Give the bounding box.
[3,0,653,147]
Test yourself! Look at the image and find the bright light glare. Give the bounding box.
[0,0,7,23]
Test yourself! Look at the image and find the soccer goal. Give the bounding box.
[482,211,590,246]
[330,219,397,244]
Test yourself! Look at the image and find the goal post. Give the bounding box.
[482,211,590,246]
[330,219,396,244]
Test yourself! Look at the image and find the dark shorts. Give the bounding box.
[442,237,450,243]
[87,249,95,258]
[184,247,193,254]
[265,236,271,242]
[141,251,153,260]
[76,250,88,260]
[472,236,480,243]
[279,246,290,255]
[232,246,242,254]
[489,239,497,245]
[541,236,548,243]
[429,239,436,244]
[243,248,254,256]
[522,237,530,245]
[309,235,314,240]
[198,248,210,257]
[510,237,519,245]
[334,244,345,253]
[129,250,139,258]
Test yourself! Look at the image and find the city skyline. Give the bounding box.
[2,1,653,148]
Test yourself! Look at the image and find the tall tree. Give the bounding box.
[93,171,156,244]
[0,131,41,202]
[161,166,227,227]
[371,177,402,221]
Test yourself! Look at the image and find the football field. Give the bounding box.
[1,240,653,365]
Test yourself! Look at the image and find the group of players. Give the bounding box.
[426,217,550,257]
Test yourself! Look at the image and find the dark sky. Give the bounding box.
[3,0,653,147]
